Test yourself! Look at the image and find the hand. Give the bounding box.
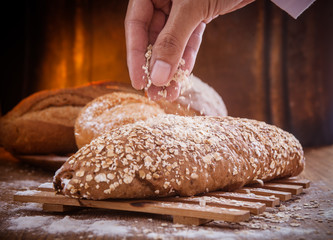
[125,0,255,101]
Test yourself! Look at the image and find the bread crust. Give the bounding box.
[0,81,138,155]
[75,76,228,148]
[74,92,165,149]
[1,76,227,155]
[156,75,228,117]
[54,115,305,200]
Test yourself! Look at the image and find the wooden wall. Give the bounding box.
[196,0,333,146]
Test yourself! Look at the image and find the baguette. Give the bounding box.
[54,115,305,200]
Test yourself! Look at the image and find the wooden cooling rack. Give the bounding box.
[13,177,310,226]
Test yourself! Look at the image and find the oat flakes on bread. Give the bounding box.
[54,115,305,200]
[75,75,227,148]
[75,92,166,149]
[0,81,137,155]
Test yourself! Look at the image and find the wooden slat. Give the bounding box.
[37,183,265,214]
[38,184,280,207]
[163,196,266,215]
[37,183,265,215]
[13,178,311,225]
[271,178,310,188]
[14,190,250,223]
[173,216,212,225]
[236,188,292,201]
[42,203,79,212]
[260,183,303,195]
[205,192,280,207]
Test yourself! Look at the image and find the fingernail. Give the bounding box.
[131,80,145,90]
[151,60,171,86]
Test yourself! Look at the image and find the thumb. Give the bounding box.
[150,1,202,87]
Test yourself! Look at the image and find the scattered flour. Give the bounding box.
[8,216,131,236]
[161,226,316,240]
[240,227,316,239]
[0,201,9,208]
[146,232,166,239]
[323,208,333,219]
[38,182,53,189]
[9,216,53,230]
[0,180,41,189]
[12,202,42,212]
[172,229,238,239]
[15,189,41,196]
[7,214,317,239]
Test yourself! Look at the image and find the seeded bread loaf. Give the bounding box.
[0,81,138,155]
[54,115,305,200]
[75,92,166,149]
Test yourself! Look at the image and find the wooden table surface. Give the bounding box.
[0,145,332,240]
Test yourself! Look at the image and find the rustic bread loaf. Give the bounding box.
[0,75,226,155]
[75,92,165,149]
[53,115,305,200]
[0,81,138,155]
[75,76,227,148]
[156,75,227,117]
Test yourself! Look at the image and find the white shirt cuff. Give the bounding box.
[271,0,316,19]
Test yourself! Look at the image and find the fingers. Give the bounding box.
[227,0,256,13]
[152,0,171,15]
[165,81,181,102]
[147,81,181,102]
[150,22,205,90]
[126,0,254,99]
[150,0,203,87]
[149,10,166,45]
[182,22,206,73]
[125,0,154,90]
[147,85,163,101]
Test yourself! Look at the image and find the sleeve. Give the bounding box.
[270,0,316,19]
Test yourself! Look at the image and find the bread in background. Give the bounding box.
[0,81,138,155]
[74,92,165,149]
[75,75,228,148]
[0,75,227,155]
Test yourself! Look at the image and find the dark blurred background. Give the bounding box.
[1,0,332,147]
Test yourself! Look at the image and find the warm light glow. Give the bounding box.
[36,3,130,91]
[73,6,85,87]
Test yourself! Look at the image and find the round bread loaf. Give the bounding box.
[74,92,165,149]
[75,76,228,149]
[156,75,228,117]
[54,115,305,200]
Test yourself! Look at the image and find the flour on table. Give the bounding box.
[6,214,318,239]
[0,180,42,189]
[8,216,131,236]
[11,202,42,212]
[9,216,53,230]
